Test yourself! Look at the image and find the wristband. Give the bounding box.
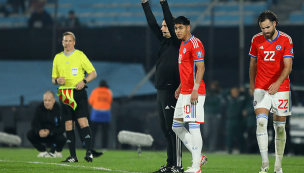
[55,78,58,85]
[83,79,87,84]
[193,83,200,90]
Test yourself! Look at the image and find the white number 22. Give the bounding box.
[264,51,275,61]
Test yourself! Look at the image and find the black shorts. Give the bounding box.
[60,88,90,122]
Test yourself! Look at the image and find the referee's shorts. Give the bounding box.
[60,88,90,122]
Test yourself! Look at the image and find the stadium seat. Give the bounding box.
[289,11,304,23]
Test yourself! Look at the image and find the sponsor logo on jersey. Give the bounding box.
[276,45,282,51]
[71,68,78,76]
[291,48,293,54]
[283,110,287,113]
[183,48,187,54]
[259,46,264,49]
[178,54,182,63]
[196,51,203,58]
[185,115,190,118]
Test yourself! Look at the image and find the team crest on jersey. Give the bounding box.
[196,51,203,58]
[291,48,293,54]
[183,48,187,54]
[71,68,78,76]
[254,101,257,106]
[276,45,282,51]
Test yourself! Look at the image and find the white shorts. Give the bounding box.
[174,94,205,123]
[254,89,292,116]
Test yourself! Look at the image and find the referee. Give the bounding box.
[52,31,97,163]
[142,0,182,172]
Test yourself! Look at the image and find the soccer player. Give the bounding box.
[172,16,207,173]
[142,0,183,172]
[52,31,97,163]
[249,11,293,173]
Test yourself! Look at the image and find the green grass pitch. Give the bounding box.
[0,148,303,173]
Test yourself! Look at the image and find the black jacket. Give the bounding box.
[30,102,65,137]
[142,0,181,90]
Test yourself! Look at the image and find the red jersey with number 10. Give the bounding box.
[178,35,206,95]
[249,31,294,92]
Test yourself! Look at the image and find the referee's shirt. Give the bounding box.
[52,49,95,88]
[142,1,181,90]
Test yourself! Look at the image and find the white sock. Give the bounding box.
[256,114,269,165]
[172,120,193,153]
[189,123,202,168]
[273,121,286,169]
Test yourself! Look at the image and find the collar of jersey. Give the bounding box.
[266,30,280,43]
[63,49,76,57]
[183,35,194,46]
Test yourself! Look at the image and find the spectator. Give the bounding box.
[64,10,80,28]
[28,0,53,29]
[203,81,223,152]
[225,87,246,154]
[88,80,113,149]
[26,91,65,158]
[242,89,259,153]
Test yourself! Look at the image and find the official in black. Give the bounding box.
[27,91,66,158]
[142,0,182,172]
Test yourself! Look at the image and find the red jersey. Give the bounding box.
[178,35,206,95]
[249,31,294,92]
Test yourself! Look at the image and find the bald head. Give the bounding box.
[43,91,56,110]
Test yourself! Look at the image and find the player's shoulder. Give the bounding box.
[279,31,293,44]
[189,36,202,49]
[251,32,264,41]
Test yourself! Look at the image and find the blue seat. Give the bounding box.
[289,12,304,23]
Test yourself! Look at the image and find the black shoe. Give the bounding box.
[61,156,78,163]
[171,166,184,173]
[84,151,93,162]
[91,149,103,158]
[153,165,172,173]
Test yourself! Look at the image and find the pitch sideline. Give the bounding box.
[0,159,140,173]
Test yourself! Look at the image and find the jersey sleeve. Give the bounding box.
[249,36,257,58]
[81,53,96,74]
[52,55,59,78]
[283,37,294,59]
[192,38,205,62]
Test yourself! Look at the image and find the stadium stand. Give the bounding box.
[0,0,270,28]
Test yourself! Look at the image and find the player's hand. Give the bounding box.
[191,90,198,104]
[268,81,280,95]
[75,80,85,90]
[175,87,181,99]
[141,0,148,3]
[57,77,65,85]
[39,129,46,138]
[44,129,50,136]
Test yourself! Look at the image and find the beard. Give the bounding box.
[264,29,275,39]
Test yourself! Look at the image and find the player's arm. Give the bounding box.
[75,71,97,90]
[161,0,180,47]
[249,57,257,92]
[141,0,163,41]
[268,58,292,95]
[175,83,181,99]
[191,61,205,104]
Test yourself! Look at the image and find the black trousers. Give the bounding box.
[157,89,182,167]
[27,129,66,152]
[90,122,110,148]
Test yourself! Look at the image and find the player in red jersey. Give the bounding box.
[172,16,207,173]
[249,11,293,173]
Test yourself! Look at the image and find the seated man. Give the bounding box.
[27,91,65,157]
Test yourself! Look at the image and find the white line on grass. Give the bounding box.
[0,160,140,173]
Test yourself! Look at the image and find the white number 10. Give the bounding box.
[264,51,275,61]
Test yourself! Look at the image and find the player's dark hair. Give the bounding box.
[99,80,109,88]
[63,31,76,41]
[257,10,279,26]
[174,16,190,26]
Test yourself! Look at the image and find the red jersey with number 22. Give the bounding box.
[249,31,294,92]
[178,35,206,95]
